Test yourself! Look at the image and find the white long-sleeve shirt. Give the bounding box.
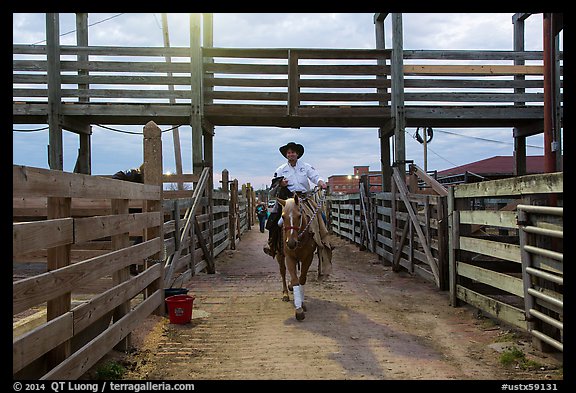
[274,160,323,193]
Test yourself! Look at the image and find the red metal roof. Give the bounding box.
[437,155,547,177]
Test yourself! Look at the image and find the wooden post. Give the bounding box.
[288,49,300,117]
[221,169,229,193]
[46,196,71,368]
[375,13,392,193]
[513,14,527,176]
[391,173,397,267]
[437,196,449,291]
[203,129,214,266]
[46,13,63,170]
[74,12,92,174]
[190,13,204,176]
[111,198,131,351]
[143,120,164,315]
[447,186,456,305]
[391,13,406,175]
[230,179,239,248]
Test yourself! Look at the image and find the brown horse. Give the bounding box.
[276,193,318,321]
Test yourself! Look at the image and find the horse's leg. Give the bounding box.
[276,254,290,302]
[285,254,305,321]
[297,247,315,313]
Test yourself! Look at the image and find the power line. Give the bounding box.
[405,130,459,167]
[432,128,544,150]
[13,124,185,134]
[32,13,125,45]
[13,126,49,132]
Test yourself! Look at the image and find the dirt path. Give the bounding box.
[112,229,562,381]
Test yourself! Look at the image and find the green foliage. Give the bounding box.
[499,346,525,366]
[499,346,544,370]
[96,361,126,380]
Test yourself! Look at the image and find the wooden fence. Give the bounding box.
[329,164,449,289]
[12,121,254,379]
[329,170,563,352]
[162,170,253,288]
[13,165,164,379]
[13,164,253,379]
[448,172,563,350]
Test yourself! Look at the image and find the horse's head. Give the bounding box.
[277,194,305,250]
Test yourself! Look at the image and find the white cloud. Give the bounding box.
[13,12,558,188]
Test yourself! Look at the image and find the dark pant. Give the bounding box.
[258,215,267,232]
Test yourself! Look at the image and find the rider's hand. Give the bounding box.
[280,179,289,187]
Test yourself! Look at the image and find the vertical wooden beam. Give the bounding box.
[553,22,562,173]
[46,196,71,368]
[203,131,214,264]
[246,183,253,228]
[221,169,229,193]
[202,13,216,266]
[391,13,406,175]
[111,198,131,351]
[447,186,457,306]
[190,13,204,176]
[375,13,392,193]
[288,49,300,116]
[513,15,527,176]
[231,179,239,247]
[46,13,63,170]
[391,172,397,268]
[543,13,557,174]
[74,12,92,174]
[437,196,448,290]
[143,120,164,315]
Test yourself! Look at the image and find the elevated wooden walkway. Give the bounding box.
[13,46,560,130]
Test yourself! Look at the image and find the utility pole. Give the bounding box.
[162,13,184,190]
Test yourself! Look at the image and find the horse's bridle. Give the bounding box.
[283,203,305,237]
[282,188,326,242]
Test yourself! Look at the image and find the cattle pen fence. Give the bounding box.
[13,122,256,380]
[328,169,563,353]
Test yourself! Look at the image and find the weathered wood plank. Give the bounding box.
[73,264,161,333]
[456,285,527,330]
[13,218,73,256]
[403,49,548,61]
[457,261,524,297]
[454,172,563,198]
[459,236,521,263]
[41,290,162,380]
[13,238,162,315]
[74,212,162,243]
[13,312,73,374]
[458,210,518,229]
[13,165,161,200]
[404,64,543,76]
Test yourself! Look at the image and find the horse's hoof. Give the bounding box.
[302,302,307,312]
[282,294,290,302]
[295,308,305,321]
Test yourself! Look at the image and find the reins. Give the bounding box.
[283,187,326,242]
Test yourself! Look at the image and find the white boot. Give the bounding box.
[293,285,303,309]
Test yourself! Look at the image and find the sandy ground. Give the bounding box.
[84,228,563,381]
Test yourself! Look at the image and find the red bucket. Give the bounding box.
[165,294,195,324]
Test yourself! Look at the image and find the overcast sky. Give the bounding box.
[12,13,562,190]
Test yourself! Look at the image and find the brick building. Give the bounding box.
[328,165,383,194]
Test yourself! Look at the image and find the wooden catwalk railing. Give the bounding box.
[13,45,561,128]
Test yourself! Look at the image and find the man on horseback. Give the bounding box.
[263,142,333,275]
